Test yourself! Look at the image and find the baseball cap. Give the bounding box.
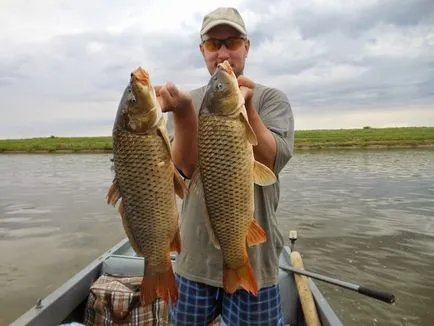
[200,7,247,40]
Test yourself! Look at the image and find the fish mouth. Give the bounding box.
[217,61,234,75]
[131,67,150,85]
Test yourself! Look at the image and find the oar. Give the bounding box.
[281,230,396,304]
[279,264,395,304]
[290,250,321,326]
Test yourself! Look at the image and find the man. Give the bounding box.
[157,7,294,326]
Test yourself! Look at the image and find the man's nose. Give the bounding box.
[217,45,230,60]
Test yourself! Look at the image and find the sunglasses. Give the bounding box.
[202,37,246,52]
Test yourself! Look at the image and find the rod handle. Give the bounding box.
[358,286,395,304]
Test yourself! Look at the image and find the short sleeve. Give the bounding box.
[254,87,295,174]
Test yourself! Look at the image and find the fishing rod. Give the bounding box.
[282,230,396,304]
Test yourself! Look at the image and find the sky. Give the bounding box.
[0,0,433,139]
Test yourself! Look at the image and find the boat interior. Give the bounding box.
[11,239,342,326]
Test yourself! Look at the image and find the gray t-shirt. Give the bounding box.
[166,83,294,289]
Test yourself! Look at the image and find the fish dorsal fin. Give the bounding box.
[189,169,221,250]
[253,160,277,186]
[239,109,258,146]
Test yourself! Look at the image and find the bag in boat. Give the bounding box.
[83,274,168,326]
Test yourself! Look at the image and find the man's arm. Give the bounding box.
[170,104,197,178]
[238,76,294,173]
[244,97,278,171]
[156,83,197,178]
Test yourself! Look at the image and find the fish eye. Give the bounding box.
[216,83,223,90]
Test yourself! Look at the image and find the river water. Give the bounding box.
[0,149,433,326]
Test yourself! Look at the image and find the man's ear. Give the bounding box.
[245,39,251,55]
[200,43,205,56]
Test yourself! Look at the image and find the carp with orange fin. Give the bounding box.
[106,67,187,305]
[190,60,277,296]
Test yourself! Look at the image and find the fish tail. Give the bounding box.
[223,260,258,296]
[140,262,178,305]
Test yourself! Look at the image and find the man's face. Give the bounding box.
[200,24,250,77]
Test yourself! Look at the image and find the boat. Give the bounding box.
[11,239,343,326]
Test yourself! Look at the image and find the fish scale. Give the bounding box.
[107,67,186,306]
[194,60,276,295]
[198,115,254,267]
[112,128,178,271]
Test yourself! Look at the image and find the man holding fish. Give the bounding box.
[112,6,294,326]
[158,7,295,325]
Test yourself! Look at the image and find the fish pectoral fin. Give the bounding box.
[106,180,121,206]
[223,260,258,296]
[246,219,267,247]
[253,160,277,186]
[173,168,188,199]
[239,110,258,145]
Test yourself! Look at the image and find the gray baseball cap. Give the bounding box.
[200,7,247,40]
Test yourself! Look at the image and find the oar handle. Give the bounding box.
[279,265,396,304]
[358,286,395,304]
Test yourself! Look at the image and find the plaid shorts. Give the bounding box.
[170,274,284,326]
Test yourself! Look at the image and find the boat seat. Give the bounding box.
[101,255,144,276]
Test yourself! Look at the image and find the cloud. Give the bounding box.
[242,0,434,114]
[0,0,433,138]
[290,0,433,39]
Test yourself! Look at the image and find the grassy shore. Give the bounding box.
[294,126,434,149]
[1,127,433,153]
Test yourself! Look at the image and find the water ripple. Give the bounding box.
[0,150,433,325]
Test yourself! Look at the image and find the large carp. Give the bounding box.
[192,60,277,295]
[106,67,187,305]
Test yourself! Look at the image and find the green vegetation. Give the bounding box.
[0,127,433,153]
[0,136,112,153]
[294,127,434,149]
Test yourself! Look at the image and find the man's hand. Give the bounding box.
[237,75,255,109]
[155,82,197,178]
[155,82,193,115]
